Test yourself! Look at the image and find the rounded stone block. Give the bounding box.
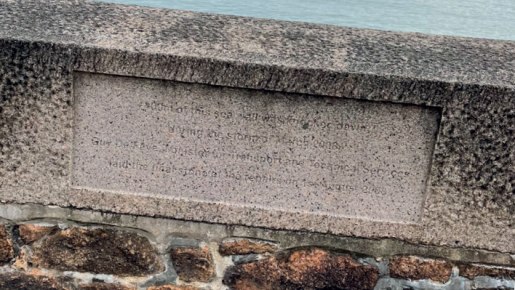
[388,255,452,283]
[169,246,215,283]
[219,238,278,256]
[30,227,164,276]
[0,272,66,290]
[223,247,379,290]
[458,263,515,280]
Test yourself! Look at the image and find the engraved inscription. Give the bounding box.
[72,73,440,223]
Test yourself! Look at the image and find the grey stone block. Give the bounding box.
[0,0,513,253]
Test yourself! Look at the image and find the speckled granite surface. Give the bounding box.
[0,0,513,253]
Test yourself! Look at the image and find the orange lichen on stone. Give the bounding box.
[219,238,278,256]
[0,225,14,264]
[458,263,515,280]
[30,227,164,276]
[18,224,57,244]
[285,248,327,282]
[0,272,67,290]
[170,246,215,283]
[389,255,452,283]
[223,247,379,290]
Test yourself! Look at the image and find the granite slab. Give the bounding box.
[73,72,440,223]
[0,0,513,253]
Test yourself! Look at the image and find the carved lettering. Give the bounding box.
[73,73,440,223]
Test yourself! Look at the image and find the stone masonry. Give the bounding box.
[0,1,514,290]
[0,204,513,290]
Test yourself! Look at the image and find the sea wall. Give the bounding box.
[0,204,513,290]
[0,1,513,289]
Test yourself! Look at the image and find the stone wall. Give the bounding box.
[1,0,514,254]
[0,2,514,290]
[0,204,513,290]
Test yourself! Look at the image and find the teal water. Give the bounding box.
[100,0,515,41]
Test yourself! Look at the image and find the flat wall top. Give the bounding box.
[0,0,514,88]
[0,0,513,254]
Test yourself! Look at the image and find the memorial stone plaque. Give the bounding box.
[72,73,440,223]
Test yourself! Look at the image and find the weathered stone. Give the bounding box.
[475,288,515,290]
[13,247,30,271]
[458,263,515,280]
[30,227,164,276]
[223,248,379,290]
[389,255,452,283]
[219,239,278,256]
[170,246,215,283]
[0,225,14,264]
[0,272,66,290]
[1,0,515,255]
[18,224,57,244]
[73,72,440,225]
[232,254,260,265]
[147,285,200,290]
[78,282,135,290]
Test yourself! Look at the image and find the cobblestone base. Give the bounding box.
[0,204,513,290]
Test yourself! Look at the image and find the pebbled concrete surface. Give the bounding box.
[0,0,513,253]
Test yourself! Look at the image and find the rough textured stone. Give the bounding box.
[389,255,452,283]
[147,286,200,290]
[0,0,514,254]
[78,282,135,290]
[223,248,379,290]
[18,224,57,244]
[458,263,515,280]
[170,246,215,283]
[0,225,14,264]
[30,227,164,276]
[13,247,30,271]
[219,239,278,256]
[475,288,515,290]
[0,272,66,290]
[74,72,439,224]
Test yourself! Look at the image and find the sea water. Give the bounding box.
[99,0,515,41]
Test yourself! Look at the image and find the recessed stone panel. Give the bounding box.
[72,73,440,223]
